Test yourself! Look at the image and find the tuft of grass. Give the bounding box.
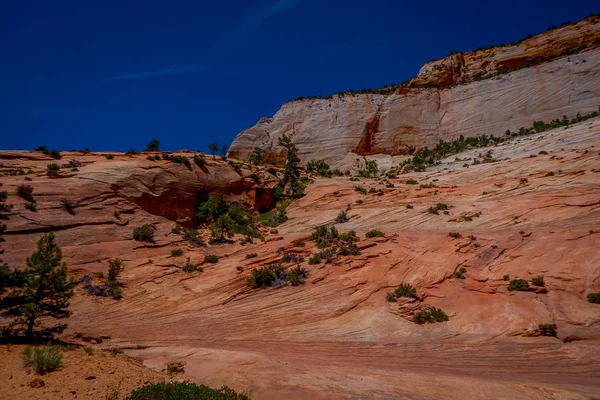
[171,224,182,234]
[23,346,62,374]
[394,283,417,299]
[453,267,467,279]
[60,198,75,214]
[204,254,219,263]
[84,346,94,356]
[110,347,124,356]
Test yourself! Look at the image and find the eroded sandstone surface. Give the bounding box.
[1,118,599,399]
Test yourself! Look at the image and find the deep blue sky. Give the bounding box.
[1,1,597,152]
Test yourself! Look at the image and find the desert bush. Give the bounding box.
[183,257,200,273]
[47,163,60,175]
[339,230,359,242]
[23,346,62,374]
[306,159,331,176]
[246,253,258,259]
[386,292,397,302]
[124,382,249,400]
[587,293,600,303]
[25,202,37,212]
[365,229,384,238]
[412,307,449,324]
[395,283,417,299]
[406,179,418,185]
[170,155,190,166]
[503,274,510,281]
[531,275,545,287]
[453,267,467,279]
[236,266,244,272]
[448,232,461,238]
[354,185,367,194]
[310,224,339,248]
[108,259,124,282]
[427,203,449,215]
[107,281,122,300]
[197,195,229,223]
[0,191,7,201]
[104,154,115,159]
[0,203,14,213]
[193,153,206,167]
[338,243,361,256]
[508,279,529,291]
[356,199,363,204]
[125,149,137,156]
[16,184,34,202]
[60,198,75,214]
[335,210,348,223]
[289,266,308,286]
[293,241,305,247]
[545,171,555,177]
[144,139,160,152]
[204,254,219,263]
[171,224,182,234]
[258,206,288,227]
[539,323,557,337]
[133,224,155,242]
[83,346,93,355]
[247,264,287,288]
[110,347,124,355]
[266,167,277,176]
[171,249,184,257]
[406,204,414,209]
[183,229,205,247]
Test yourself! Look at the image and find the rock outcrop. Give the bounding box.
[229,17,600,169]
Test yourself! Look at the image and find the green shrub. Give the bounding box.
[394,283,417,299]
[289,266,308,286]
[406,179,418,185]
[183,229,205,247]
[125,149,137,156]
[365,229,384,238]
[266,167,277,176]
[503,274,510,281]
[236,266,244,272]
[16,184,34,202]
[104,154,115,159]
[171,224,182,234]
[25,202,37,212]
[453,267,466,279]
[110,347,124,355]
[183,257,199,273]
[356,199,363,204]
[587,293,600,304]
[338,243,361,256]
[539,323,557,337]
[531,275,545,287]
[406,204,414,209]
[23,346,62,374]
[448,232,461,238]
[412,307,449,324]
[205,254,219,263]
[194,153,206,167]
[508,279,529,291]
[133,224,155,242]
[144,139,160,152]
[170,155,190,166]
[306,159,331,176]
[293,241,305,247]
[427,203,449,215]
[60,198,75,214]
[0,203,13,213]
[246,253,258,259]
[83,346,93,355]
[197,195,229,223]
[335,210,348,223]
[310,224,339,248]
[0,191,7,201]
[47,163,60,176]
[124,382,249,400]
[107,281,122,300]
[354,185,367,194]
[258,206,288,227]
[171,249,184,257]
[386,292,397,302]
[107,259,124,282]
[247,264,287,288]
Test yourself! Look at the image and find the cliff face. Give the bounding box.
[229,18,600,169]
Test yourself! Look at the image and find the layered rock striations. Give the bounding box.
[229,17,600,169]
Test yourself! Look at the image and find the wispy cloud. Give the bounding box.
[103,0,299,82]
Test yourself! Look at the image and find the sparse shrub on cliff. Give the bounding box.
[405,179,418,185]
[531,275,545,287]
[25,202,37,212]
[183,257,199,273]
[108,259,123,282]
[412,307,449,324]
[508,279,529,291]
[60,198,75,214]
[448,232,461,238]
[306,159,331,177]
[356,199,363,204]
[210,214,235,243]
[23,345,63,374]
[171,249,184,257]
[16,184,34,202]
[266,167,277,176]
[335,210,348,223]
[354,185,367,195]
[289,266,308,286]
[366,229,384,238]
[170,155,190,166]
[144,139,160,152]
[387,283,417,302]
[587,293,600,304]
[258,205,288,227]
[208,142,219,160]
[386,292,397,302]
[47,163,60,176]
[539,324,557,337]
[0,203,14,213]
[427,203,448,215]
[194,153,206,167]
[183,229,205,247]
[246,253,258,259]
[0,191,7,202]
[503,274,510,281]
[338,243,361,256]
[125,149,138,156]
[310,224,339,248]
[197,195,229,224]
[293,241,305,247]
[104,154,115,159]
[204,254,219,264]
[358,159,378,178]
[133,224,155,242]
[124,382,249,400]
[453,267,466,279]
[171,224,182,234]
[249,148,264,165]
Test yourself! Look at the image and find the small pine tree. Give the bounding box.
[278,134,301,197]
[0,233,75,340]
[144,139,160,152]
[210,215,235,243]
[208,142,219,160]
